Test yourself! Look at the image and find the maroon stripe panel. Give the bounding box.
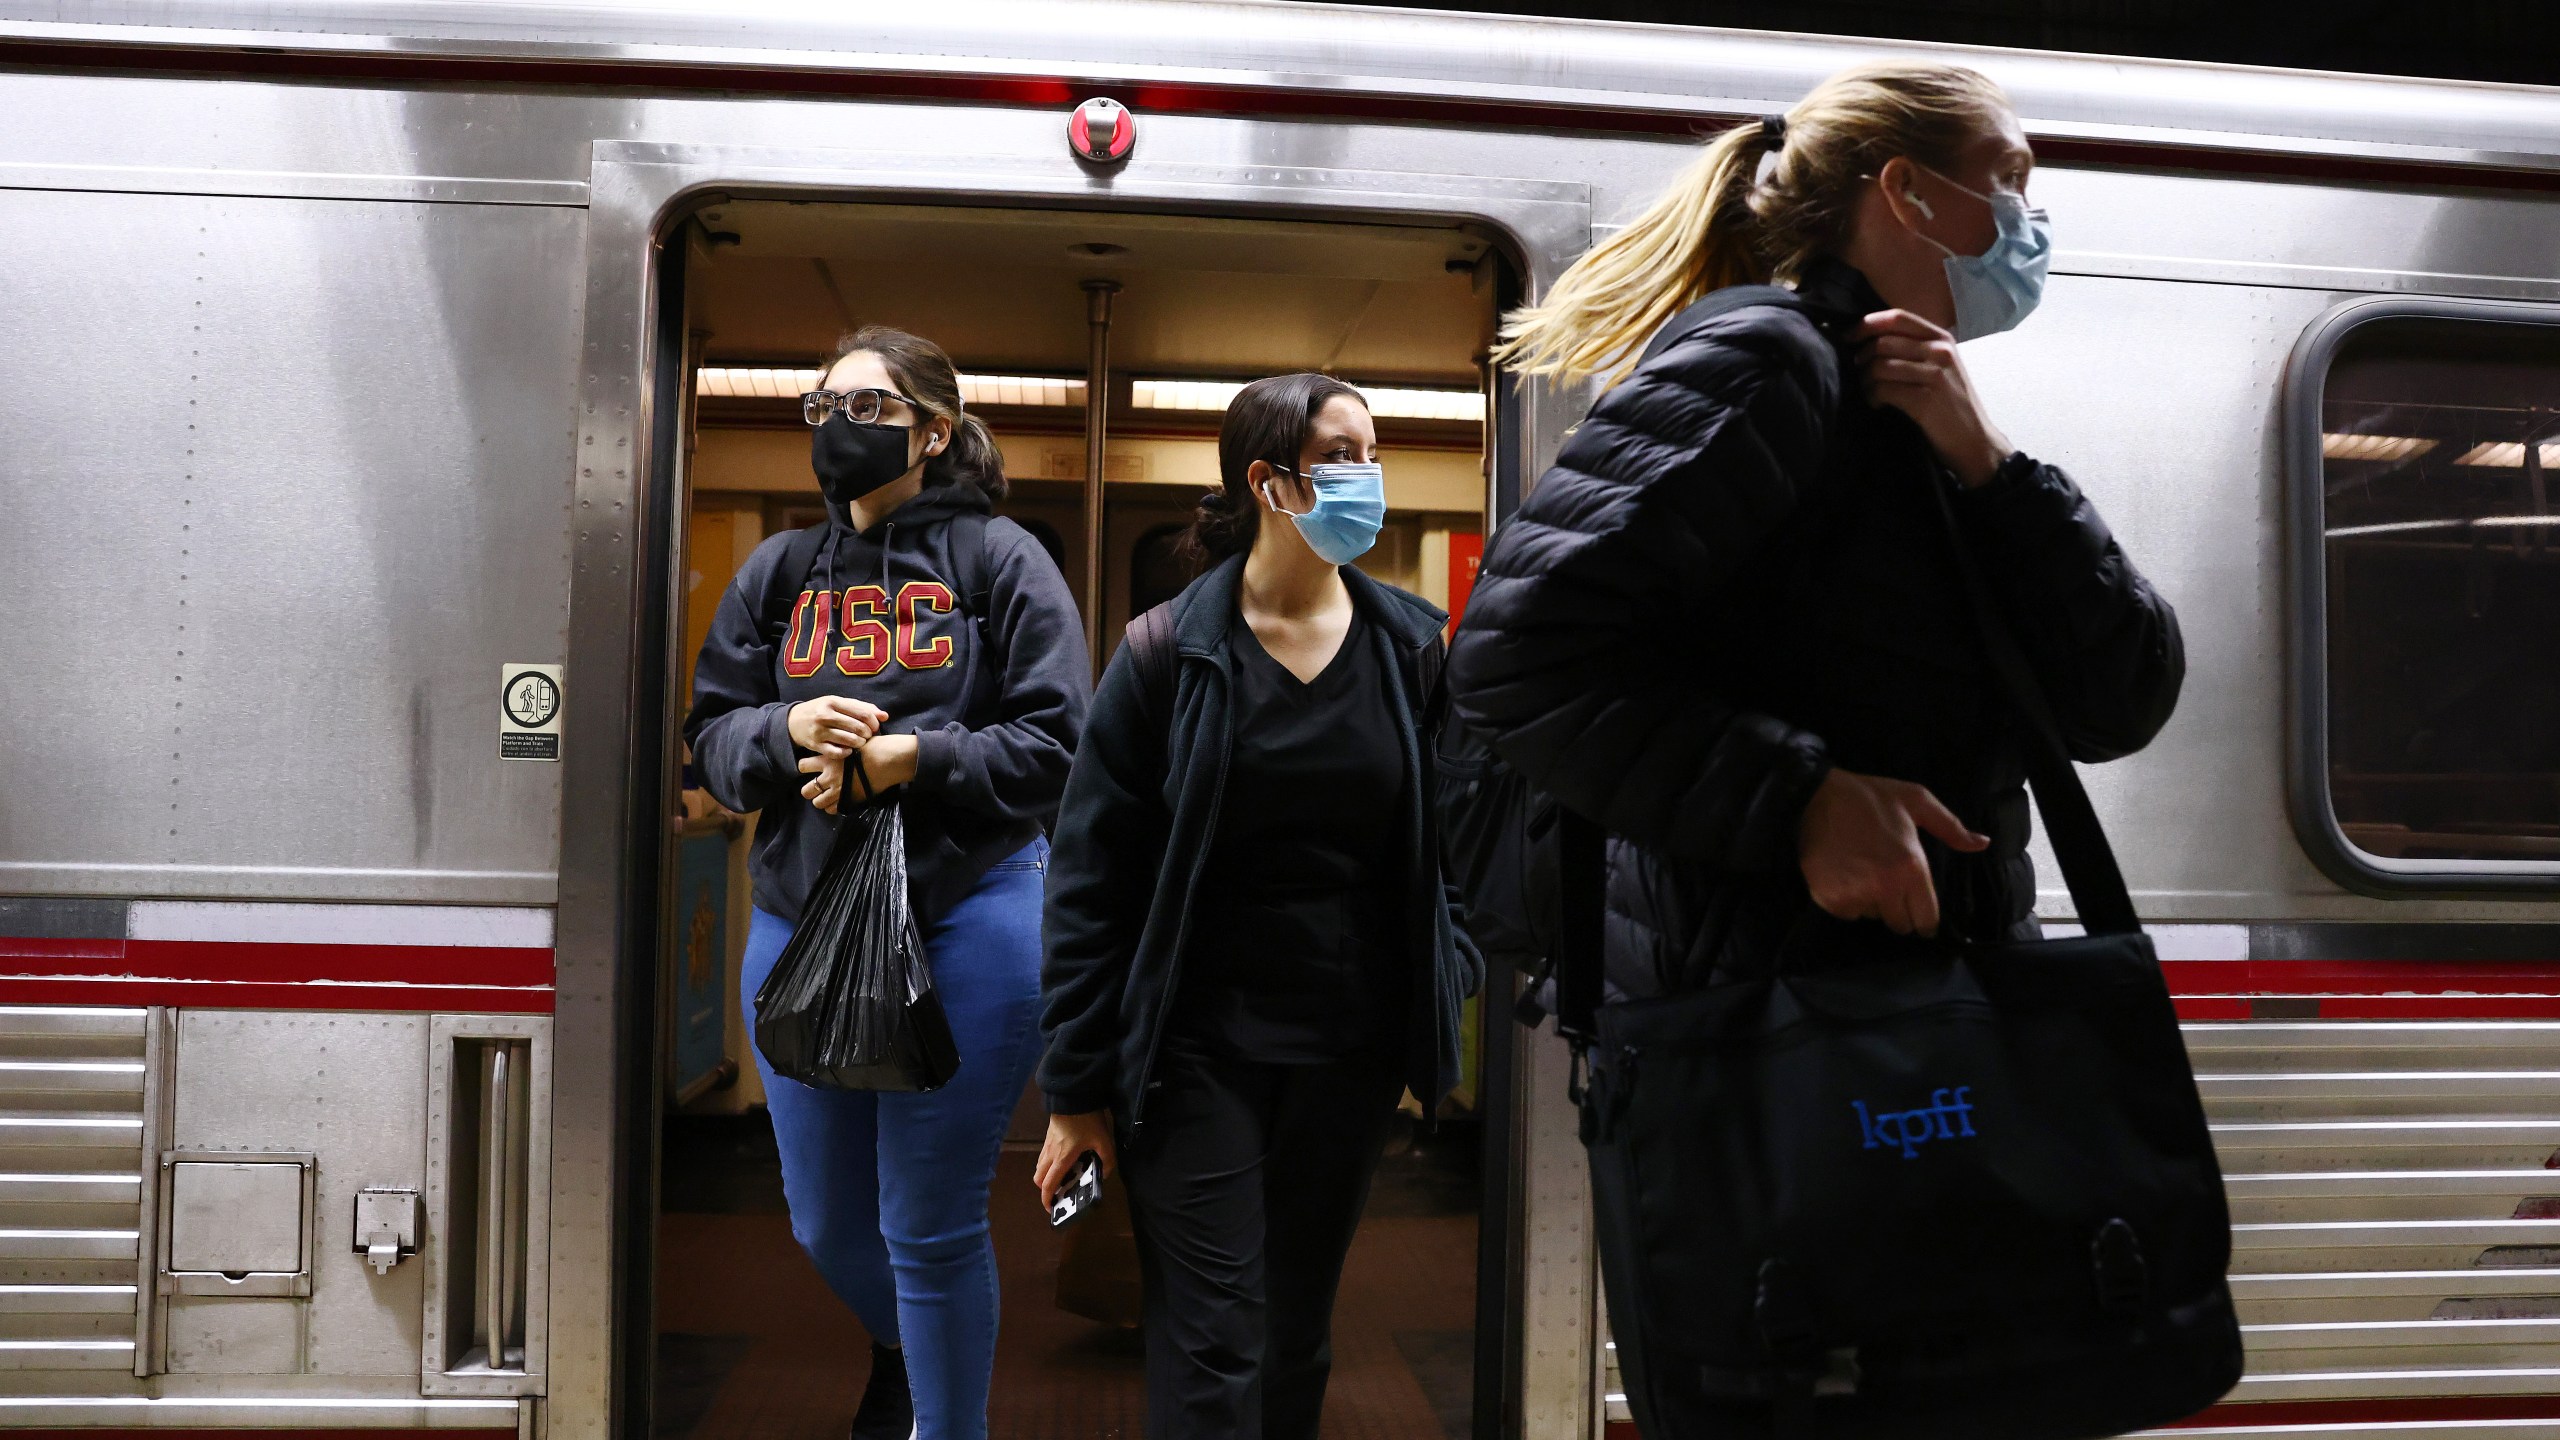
[2163,1394,2560,1428]
[0,938,555,1012]
[2167,955,2560,1021]
[0,976,553,1013]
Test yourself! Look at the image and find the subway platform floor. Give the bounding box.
[653,1108,1479,1440]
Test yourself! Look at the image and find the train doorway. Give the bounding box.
[645,198,1514,1440]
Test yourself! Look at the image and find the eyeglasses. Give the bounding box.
[801,388,919,426]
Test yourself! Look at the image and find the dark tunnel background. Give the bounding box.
[1334,1,2556,86]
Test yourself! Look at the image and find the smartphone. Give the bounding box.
[1048,1151,1104,1229]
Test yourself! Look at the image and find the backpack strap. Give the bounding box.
[1553,810,1607,1050]
[1417,632,1449,732]
[758,523,834,646]
[949,512,993,620]
[1125,600,1179,740]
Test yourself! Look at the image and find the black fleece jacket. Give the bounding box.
[1447,259,2183,997]
[1038,557,1485,1126]
[685,485,1090,927]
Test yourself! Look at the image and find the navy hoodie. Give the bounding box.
[683,484,1091,927]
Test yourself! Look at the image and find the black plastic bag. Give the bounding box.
[752,799,959,1092]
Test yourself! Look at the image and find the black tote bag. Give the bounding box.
[1565,461,2242,1439]
[752,795,960,1093]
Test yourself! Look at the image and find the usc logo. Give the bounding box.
[781,582,957,678]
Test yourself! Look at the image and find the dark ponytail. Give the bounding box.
[1182,372,1367,566]
[821,325,1008,503]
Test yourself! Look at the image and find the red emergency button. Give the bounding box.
[1069,97,1135,164]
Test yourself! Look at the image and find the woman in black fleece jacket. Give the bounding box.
[1034,374,1480,1440]
[1448,64,2182,1003]
[684,327,1088,1440]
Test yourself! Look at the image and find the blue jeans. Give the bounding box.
[740,836,1048,1440]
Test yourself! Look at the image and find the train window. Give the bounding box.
[1128,522,1198,618]
[2296,304,2560,889]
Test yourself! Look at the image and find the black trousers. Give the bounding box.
[1118,1048,1403,1440]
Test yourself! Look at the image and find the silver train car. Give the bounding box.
[1,2,2557,1436]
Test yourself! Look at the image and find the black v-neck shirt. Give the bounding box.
[1169,605,1411,1063]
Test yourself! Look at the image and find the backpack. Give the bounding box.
[1433,285,1820,1043]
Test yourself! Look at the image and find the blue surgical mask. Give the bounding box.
[1909,167,2052,342]
[1266,462,1386,565]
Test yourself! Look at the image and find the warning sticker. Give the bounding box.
[500,663,564,762]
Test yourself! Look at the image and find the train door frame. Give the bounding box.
[553,139,1595,1440]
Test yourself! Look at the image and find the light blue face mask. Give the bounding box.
[1908,167,2052,342]
[1267,461,1386,566]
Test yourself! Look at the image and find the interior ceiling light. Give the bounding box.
[958,375,1087,409]
[696,368,1086,407]
[697,367,821,399]
[2451,440,2560,468]
[2321,433,2437,463]
[1133,379,1484,422]
[700,369,1479,419]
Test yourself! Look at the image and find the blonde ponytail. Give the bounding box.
[1492,120,1774,387]
[1494,63,2014,389]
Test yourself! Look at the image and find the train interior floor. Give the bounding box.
[652,1107,1481,1440]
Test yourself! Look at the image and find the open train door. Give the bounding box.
[552,130,1600,1440]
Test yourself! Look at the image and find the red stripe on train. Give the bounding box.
[119,940,554,989]
[2178,996,2560,1020]
[2161,1394,2560,1427]
[0,937,552,989]
[2168,956,2560,1020]
[0,975,551,1013]
[2164,959,2560,995]
[1607,1395,2560,1436]
[0,975,552,1013]
[0,936,125,962]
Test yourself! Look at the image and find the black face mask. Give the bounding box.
[810,413,918,506]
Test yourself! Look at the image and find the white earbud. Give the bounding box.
[1905,190,1936,220]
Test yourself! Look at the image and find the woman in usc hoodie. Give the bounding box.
[684,326,1089,1440]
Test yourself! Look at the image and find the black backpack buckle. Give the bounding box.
[2091,1218,2150,1316]
[1756,1259,1857,1433]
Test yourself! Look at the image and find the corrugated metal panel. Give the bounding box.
[2195,1020,2560,1409]
[0,1007,143,1373]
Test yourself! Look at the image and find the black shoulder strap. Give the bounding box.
[1925,477,2143,936]
[1126,601,1179,739]
[759,524,833,645]
[950,512,993,618]
[1416,631,1448,731]
[1554,809,1607,1048]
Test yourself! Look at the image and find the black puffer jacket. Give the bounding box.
[1447,258,2183,998]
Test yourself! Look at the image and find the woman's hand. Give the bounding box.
[1036,1110,1118,1211]
[789,696,886,758]
[1854,310,2013,488]
[1799,767,1989,937]
[798,752,845,815]
[853,734,921,792]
